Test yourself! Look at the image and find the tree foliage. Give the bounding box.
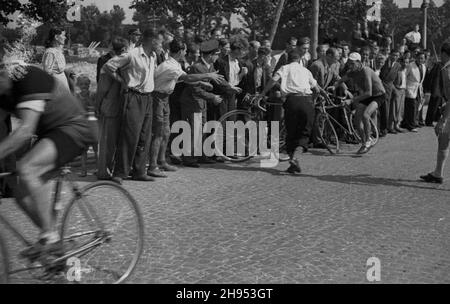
[0,0,22,25]
[24,0,70,26]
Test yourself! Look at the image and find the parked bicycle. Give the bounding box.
[215,94,289,163]
[316,92,379,154]
[0,167,144,284]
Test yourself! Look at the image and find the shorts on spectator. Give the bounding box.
[152,92,171,137]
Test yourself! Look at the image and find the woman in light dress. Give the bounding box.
[42,28,70,94]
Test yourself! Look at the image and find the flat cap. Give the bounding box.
[298,37,311,45]
[128,28,142,35]
[200,39,220,54]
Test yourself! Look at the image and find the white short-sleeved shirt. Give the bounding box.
[405,31,421,44]
[273,62,317,95]
[154,57,187,94]
[229,57,240,87]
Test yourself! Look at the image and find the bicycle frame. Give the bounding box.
[0,168,109,280]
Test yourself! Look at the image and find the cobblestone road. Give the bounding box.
[1,126,449,283]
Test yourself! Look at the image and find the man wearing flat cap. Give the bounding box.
[179,39,236,167]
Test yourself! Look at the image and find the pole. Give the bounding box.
[422,0,429,49]
[311,0,320,60]
[269,0,286,45]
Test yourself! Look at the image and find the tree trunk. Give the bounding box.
[268,0,286,46]
[311,0,320,60]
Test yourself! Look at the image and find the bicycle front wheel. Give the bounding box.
[216,110,257,163]
[60,182,144,284]
[0,232,9,284]
[318,113,340,154]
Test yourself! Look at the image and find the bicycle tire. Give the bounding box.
[60,181,144,284]
[318,113,340,154]
[216,110,257,163]
[349,113,379,146]
[0,232,9,284]
[278,121,290,162]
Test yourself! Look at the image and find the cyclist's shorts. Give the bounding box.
[359,94,386,107]
[41,129,86,168]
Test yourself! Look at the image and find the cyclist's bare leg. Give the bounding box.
[433,134,450,178]
[15,138,58,243]
[363,102,378,145]
[355,103,367,143]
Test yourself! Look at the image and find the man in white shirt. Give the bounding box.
[104,28,161,184]
[149,39,224,177]
[405,24,421,49]
[259,50,324,174]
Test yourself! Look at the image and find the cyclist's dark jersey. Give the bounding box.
[0,65,96,147]
[347,66,386,97]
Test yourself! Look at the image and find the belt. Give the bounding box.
[286,92,312,98]
[125,88,152,95]
[153,91,171,97]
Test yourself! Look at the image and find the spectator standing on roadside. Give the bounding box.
[405,24,421,50]
[42,28,70,94]
[95,37,129,181]
[103,29,162,184]
[420,42,450,184]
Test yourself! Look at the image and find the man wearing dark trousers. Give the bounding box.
[96,37,129,180]
[179,40,229,167]
[379,49,401,135]
[259,50,325,174]
[149,39,224,177]
[104,29,162,184]
[402,52,426,132]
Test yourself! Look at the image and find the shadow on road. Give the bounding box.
[295,174,450,192]
[203,163,450,192]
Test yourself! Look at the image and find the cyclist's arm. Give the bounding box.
[0,107,41,160]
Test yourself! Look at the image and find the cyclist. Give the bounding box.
[333,52,386,154]
[0,36,97,258]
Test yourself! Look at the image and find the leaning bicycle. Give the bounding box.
[0,167,144,284]
[215,94,289,163]
[316,93,379,154]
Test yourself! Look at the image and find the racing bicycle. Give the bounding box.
[0,167,144,284]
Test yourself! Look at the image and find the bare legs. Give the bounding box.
[14,139,59,242]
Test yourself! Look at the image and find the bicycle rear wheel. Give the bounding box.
[216,110,257,163]
[318,113,340,154]
[0,232,9,284]
[60,182,144,284]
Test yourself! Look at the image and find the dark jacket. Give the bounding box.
[214,55,244,83]
[380,59,402,85]
[179,59,231,113]
[96,52,114,83]
[309,58,340,89]
[247,58,272,94]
